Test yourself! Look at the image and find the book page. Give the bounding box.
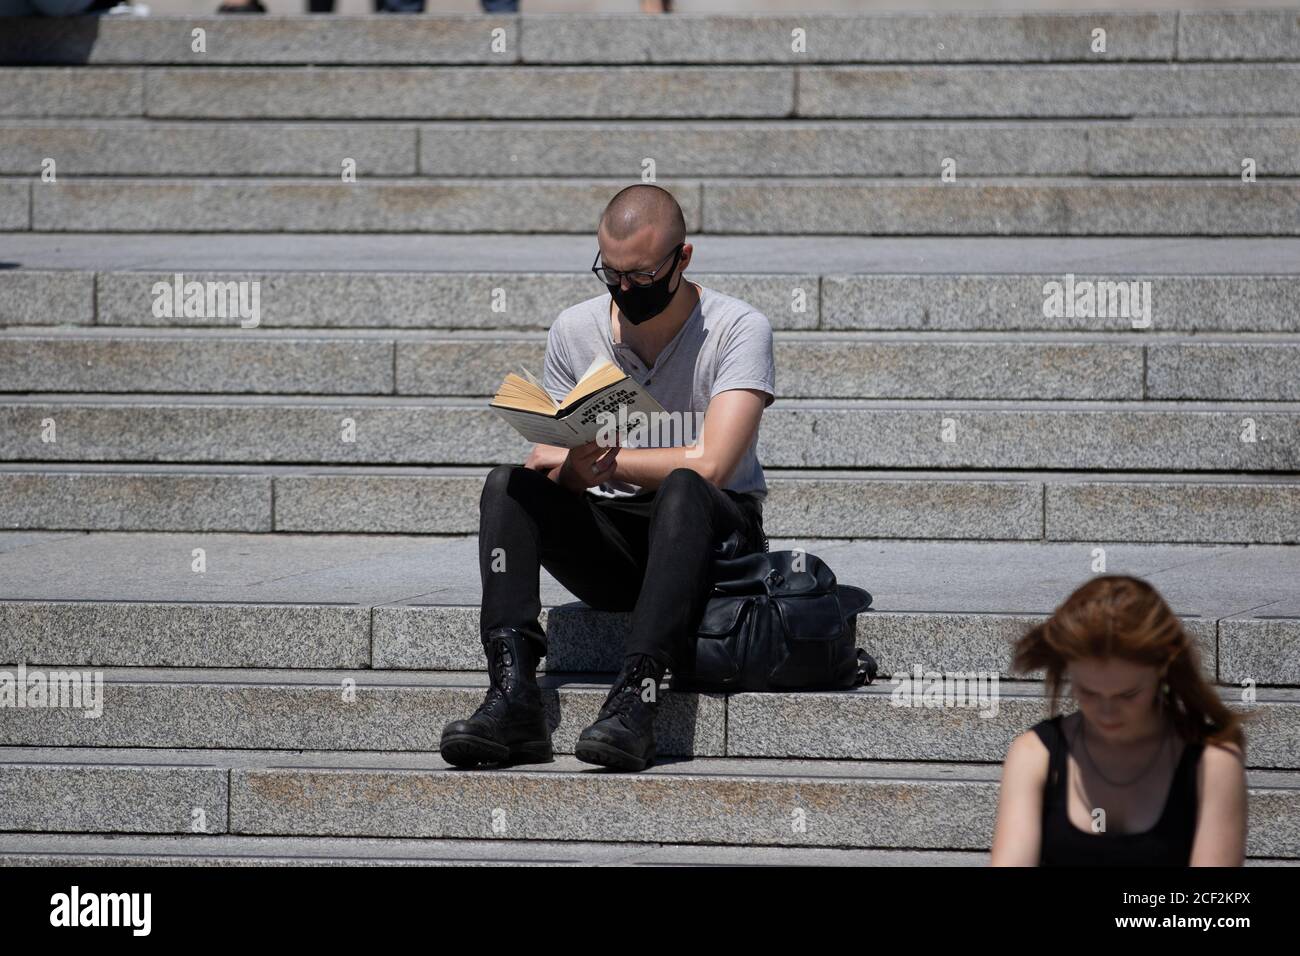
[577,355,608,385]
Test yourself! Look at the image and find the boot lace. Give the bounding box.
[472,640,517,718]
[600,656,662,721]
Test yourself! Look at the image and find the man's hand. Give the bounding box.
[524,443,568,473]
[556,440,619,494]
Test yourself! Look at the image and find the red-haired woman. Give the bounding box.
[991,575,1247,865]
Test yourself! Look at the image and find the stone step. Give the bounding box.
[1,531,1296,682]
[2,120,422,178]
[6,269,1300,332]
[11,177,1300,235]
[5,12,1300,66]
[1,327,403,397]
[2,668,1295,768]
[1,746,1295,856]
[0,832,986,867]
[0,184,23,231]
[819,272,1300,334]
[4,395,1297,470]
[6,329,1300,401]
[5,259,1299,333]
[0,12,1189,66]
[3,593,1294,684]
[6,63,1300,121]
[8,234,1300,274]
[5,119,1300,177]
[2,464,1300,545]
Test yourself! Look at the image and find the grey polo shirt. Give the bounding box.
[541,281,776,502]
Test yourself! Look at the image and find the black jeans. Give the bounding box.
[478,464,766,671]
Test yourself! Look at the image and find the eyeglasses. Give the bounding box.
[591,243,684,287]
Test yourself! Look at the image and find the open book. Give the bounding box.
[490,356,667,448]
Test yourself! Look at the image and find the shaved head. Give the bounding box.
[598,184,686,254]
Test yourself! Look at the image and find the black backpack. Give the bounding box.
[674,547,876,693]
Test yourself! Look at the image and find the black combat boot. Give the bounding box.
[575,653,667,772]
[440,626,553,767]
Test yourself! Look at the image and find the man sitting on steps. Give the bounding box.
[440,183,777,772]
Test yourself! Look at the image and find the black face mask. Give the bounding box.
[606,245,684,326]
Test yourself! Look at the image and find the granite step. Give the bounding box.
[9,177,1300,235]
[4,395,1297,471]
[4,234,1297,276]
[1,746,1295,856]
[0,12,1195,66]
[2,464,1299,545]
[3,12,1299,66]
[5,119,1299,177]
[1,532,1296,682]
[6,63,1299,121]
[5,329,1300,402]
[7,264,1300,334]
[0,833,986,867]
[2,668,1295,767]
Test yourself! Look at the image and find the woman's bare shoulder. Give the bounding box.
[1003,725,1051,779]
[1200,738,1246,778]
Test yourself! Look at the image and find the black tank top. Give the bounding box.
[1033,715,1203,866]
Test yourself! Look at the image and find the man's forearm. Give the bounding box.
[607,446,716,490]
